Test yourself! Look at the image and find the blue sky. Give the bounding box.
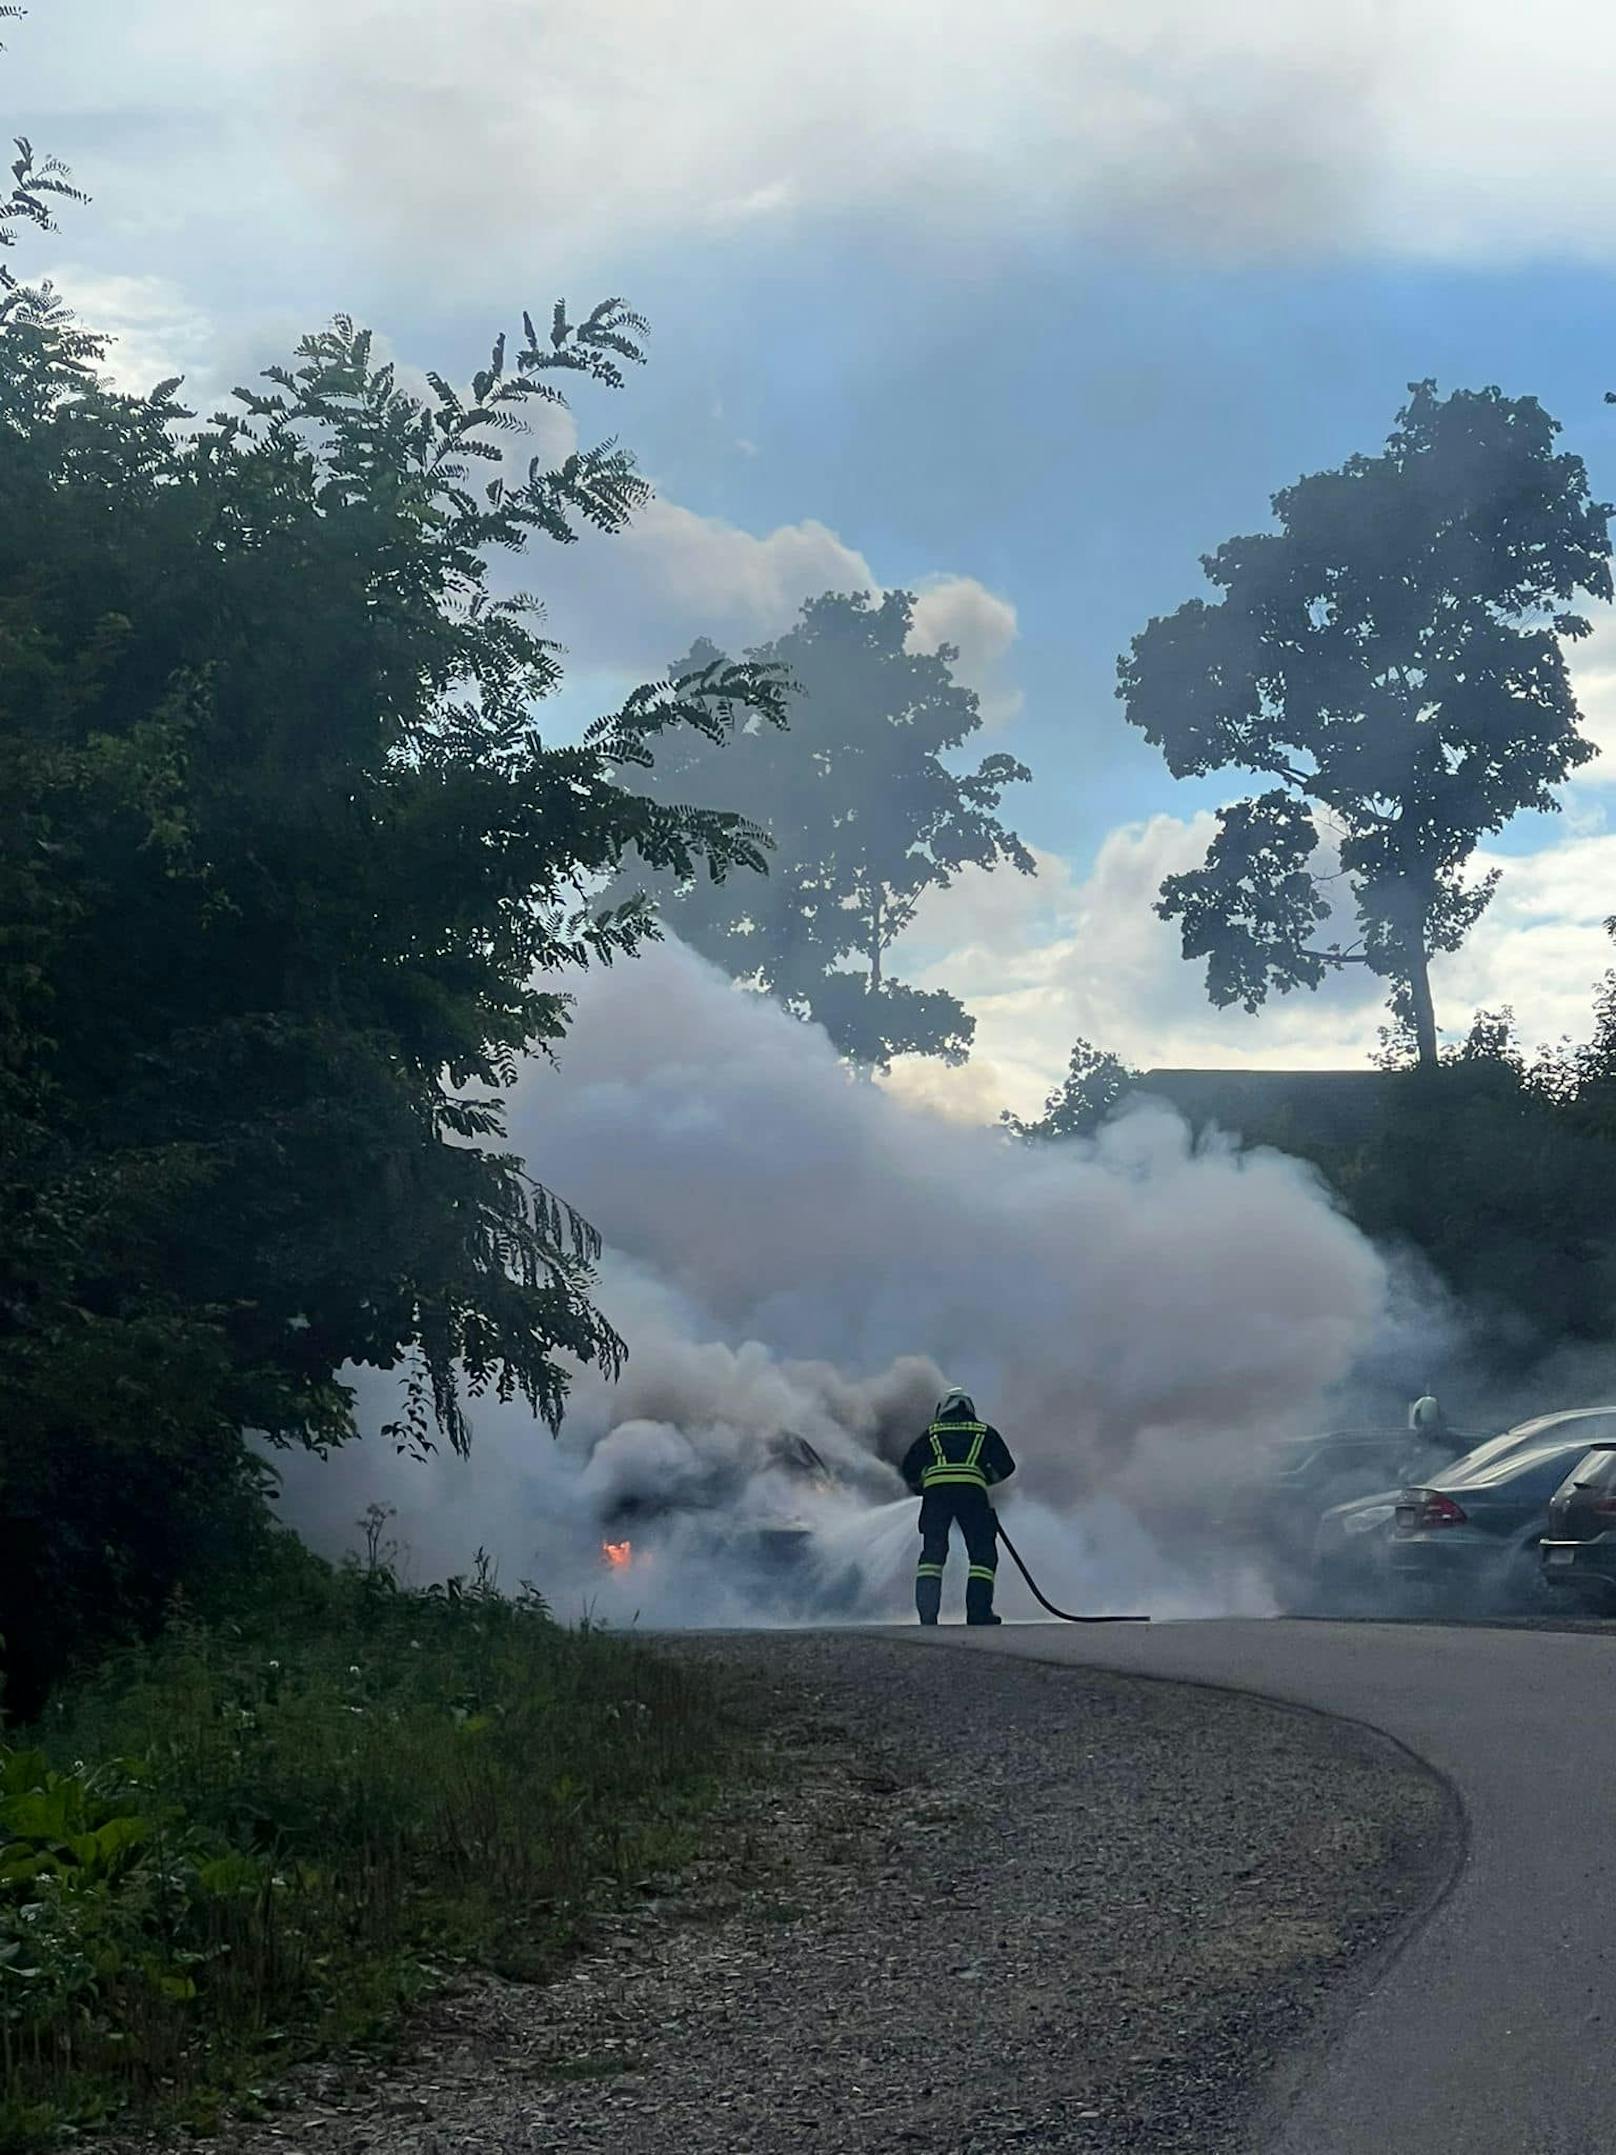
[15,0,1616,1113]
[601,238,1616,855]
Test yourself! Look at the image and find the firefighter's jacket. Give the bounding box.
[900,1416,1016,1498]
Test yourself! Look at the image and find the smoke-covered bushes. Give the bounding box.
[1330,1058,1616,1363]
[0,1529,732,2149]
[1017,994,1616,1384]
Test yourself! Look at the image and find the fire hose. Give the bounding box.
[993,1517,1150,1623]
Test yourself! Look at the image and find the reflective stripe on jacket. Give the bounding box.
[901,1417,1016,1496]
[919,1420,991,1492]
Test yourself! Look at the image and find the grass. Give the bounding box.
[0,1525,736,2149]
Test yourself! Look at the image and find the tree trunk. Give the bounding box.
[1406,941,1439,1070]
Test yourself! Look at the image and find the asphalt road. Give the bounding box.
[912,1618,1616,2155]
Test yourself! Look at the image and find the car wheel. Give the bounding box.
[1560,1573,1616,1618]
[1504,1545,1559,1616]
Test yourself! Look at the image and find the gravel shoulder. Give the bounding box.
[144,1631,1457,2155]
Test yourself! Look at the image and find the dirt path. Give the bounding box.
[152,1632,1455,2155]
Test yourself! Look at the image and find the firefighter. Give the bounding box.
[901,1388,1016,1626]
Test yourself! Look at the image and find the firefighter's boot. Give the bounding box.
[915,1565,944,1626]
[965,1565,1001,1626]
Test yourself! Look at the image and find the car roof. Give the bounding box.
[1320,1412,1616,1514]
[1503,1406,1616,1438]
[1435,1408,1616,1483]
[1440,1425,1616,1493]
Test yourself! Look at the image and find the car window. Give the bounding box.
[1276,1435,1394,1484]
[1446,1438,1599,1495]
[1562,1446,1616,1492]
[1545,1412,1616,1449]
[1439,1410,1616,1482]
[1438,1428,1539,1478]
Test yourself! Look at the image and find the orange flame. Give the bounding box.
[602,1539,633,1570]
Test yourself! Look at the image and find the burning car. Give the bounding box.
[592,1430,882,1617]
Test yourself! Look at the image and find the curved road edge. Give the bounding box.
[906,1618,1616,2154]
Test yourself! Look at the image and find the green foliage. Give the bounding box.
[0,132,88,270]
[622,591,1033,1069]
[0,170,786,1703]
[1341,1082,1616,1354]
[1002,1037,1139,1142]
[1119,381,1613,1067]
[1196,1001,1616,1359]
[0,1536,732,2147]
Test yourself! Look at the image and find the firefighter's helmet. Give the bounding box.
[936,1386,978,1421]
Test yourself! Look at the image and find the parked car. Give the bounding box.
[1272,1425,1473,1505]
[1540,1444,1616,1608]
[1232,1424,1475,1577]
[1310,1415,1544,1608]
[1390,1408,1616,1610]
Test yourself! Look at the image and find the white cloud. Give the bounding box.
[1442,833,1616,1051]
[907,575,1023,728]
[1565,606,1616,791]
[887,813,1390,1124]
[539,504,875,673]
[30,1,1616,272]
[45,266,219,401]
[885,809,1616,1124]
[541,496,1024,714]
[710,181,800,227]
[280,1,1616,268]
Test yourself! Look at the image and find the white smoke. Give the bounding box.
[277,938,1395,1623]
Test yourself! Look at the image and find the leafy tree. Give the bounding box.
[627,589,1034,1068]
[0,183,784,1701]
[1119,382,1612,1067]
[1001,1038,1138,1141]
[1538,924,1616,1138]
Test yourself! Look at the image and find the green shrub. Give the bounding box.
[1,1534,732,2147]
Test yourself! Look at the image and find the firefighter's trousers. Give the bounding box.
[915,1487,999,1625]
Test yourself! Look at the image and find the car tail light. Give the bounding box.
[1413,1490,1468,1528]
